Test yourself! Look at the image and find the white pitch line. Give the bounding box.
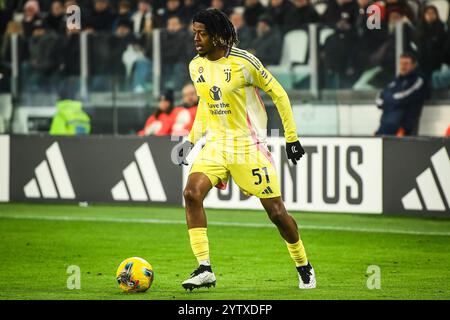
[0,214,449,237]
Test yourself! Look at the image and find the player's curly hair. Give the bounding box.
[192,9,238,48]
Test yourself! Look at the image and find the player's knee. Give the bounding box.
[269,211,283,225]
[267,202,286,225]
[183,187,203,205]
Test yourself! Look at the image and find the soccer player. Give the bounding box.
[174,9,316,290]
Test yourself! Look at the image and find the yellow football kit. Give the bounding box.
[187,47,298,198]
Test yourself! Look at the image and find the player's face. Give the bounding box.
[192,22,213,57]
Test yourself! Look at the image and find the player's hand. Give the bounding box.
[286,140,305,165]
[173,140,194,166]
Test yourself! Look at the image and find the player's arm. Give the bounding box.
[187,98,207,144]
[173,59,206,165]
[173,100,207,165]
[249,59,305,165]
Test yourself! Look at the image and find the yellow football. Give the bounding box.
[116,257,154,293]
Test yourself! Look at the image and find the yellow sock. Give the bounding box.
[285,238,308,267]
[188,227,210,264]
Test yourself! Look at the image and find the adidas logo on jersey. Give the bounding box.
[197,75,205,83]
[111,143,167,202]
[261,186,273,195]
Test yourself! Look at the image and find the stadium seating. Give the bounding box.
[407,0,421,21]
[267,30,310,90]
[12,106,55,134]
[319,27,334,46]
[353,66,383,90]
[428,0,449,22]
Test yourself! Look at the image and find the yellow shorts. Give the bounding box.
[190,142,281,198]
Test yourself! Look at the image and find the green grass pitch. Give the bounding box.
[0,203,449,300]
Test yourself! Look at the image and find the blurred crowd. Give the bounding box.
[1,0,450,95]
[137,83,198,136]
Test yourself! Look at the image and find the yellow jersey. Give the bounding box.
[187,47,298,149]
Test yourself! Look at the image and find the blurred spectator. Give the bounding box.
[39,0,56,13]
[49,99,91,135]
[151,0,168,11]
[210,0,232,16]
[184,20,197,60]
[416,5,447,81]
[267,0,294,31]
[117,18,134,39]
[0,21,25,93]
[113,0,133,34]
[322,15,358,87]
[23,20,64,92]
[181,0,207,25]
[45,0,66,34]
[321,0,359,87]
[127,42,152,93]
[431,30,450,90]
[60,28,82,97]
[161,15,189,90]
[0,0,13,38]
[154,0,183,28]
[0,0,24,14]
[171,83,199,136]
[249,15,282,65]
[371,7,415,86]
[88,0,116,32]
[230,10,254,50]
[2,0,449,101]
[22,0,42,38]
[322,0,358,27]
[1,21,25,65]
[244,0,266,27]
[64,0,80,13]
[385,0,416,24]
[117,17,153,93]
[111,18,135,81]
[138,90,176,136]
[87,17,135,91]
[284,0,319,32]
[352,0,387,77]
[88,32,111,90]
[375,52,426,136]
[130,0,152,37]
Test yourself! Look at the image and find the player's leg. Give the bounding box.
[182,172,217,290]
[260,197,316,289]
[260,196,301,244]
[184,172,213,266]
[184,172,212,230]
[229,146,316,289]
[260,197,307,267]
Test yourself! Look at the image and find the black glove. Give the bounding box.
[173,140,194,166]
[286,140,305,165]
